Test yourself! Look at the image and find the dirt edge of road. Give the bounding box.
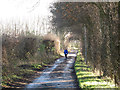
[2,55,79,89]
[2,57,60,88]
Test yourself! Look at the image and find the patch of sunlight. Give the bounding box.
[60,52,64,56]
[74,51,117,88]
[75,64,79,66]
[77,52,81,55]
[76,71,81,75]
[80,71,92,74]
[83,81,106,85]
[16,82,28,85]
[109,84,116,87]
[82,80,116,88]
[75,67,81,70]
[12,75,22,79]
[81,58,84,60]
[68,54,77,57]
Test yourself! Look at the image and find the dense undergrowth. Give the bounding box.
[2,34,60,88]
[74,51,118,89]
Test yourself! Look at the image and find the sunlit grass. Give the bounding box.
[60,52,64,56]
[75,51,116,88]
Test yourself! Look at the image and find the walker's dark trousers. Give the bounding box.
[65,54,67,59]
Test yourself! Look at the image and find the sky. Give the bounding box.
[0,0,55,23]
[0,0,118,23]
[0,0,57,35]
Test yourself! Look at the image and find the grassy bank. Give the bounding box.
[74,51,117,89]
[2,34,60,88]
[2,55,60,88]
[2,54,61,88]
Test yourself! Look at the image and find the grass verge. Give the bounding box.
[74,52,117,89]
[2,54,60,88]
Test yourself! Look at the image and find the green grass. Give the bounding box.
[2,63,45,88]
[2,54,60,88]
[74,52,117,89]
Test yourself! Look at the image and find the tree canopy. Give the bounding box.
[50,2,120,86]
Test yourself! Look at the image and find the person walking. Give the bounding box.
[64,49,68,59]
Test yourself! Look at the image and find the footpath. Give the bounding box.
[26,52,79,88]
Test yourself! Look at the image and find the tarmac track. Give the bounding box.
[25,52,79,89]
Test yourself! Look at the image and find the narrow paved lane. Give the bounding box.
[26,52,78,89]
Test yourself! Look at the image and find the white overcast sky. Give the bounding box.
[0,0,55,23]
[0,0,118,23]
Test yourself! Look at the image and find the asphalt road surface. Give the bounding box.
[25,52,79,89]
